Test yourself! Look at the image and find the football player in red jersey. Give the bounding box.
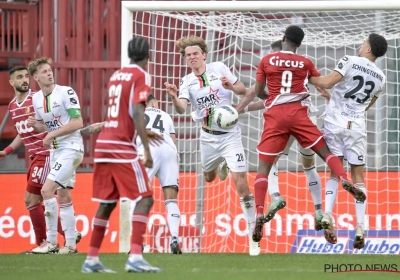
[251,26,366,244]
[82,37,162,273]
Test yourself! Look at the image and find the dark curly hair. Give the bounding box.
[128,37,149,62]
[284,25,305,47]
[368,33,387,58]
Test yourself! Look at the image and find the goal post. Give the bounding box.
[119,1,400,254]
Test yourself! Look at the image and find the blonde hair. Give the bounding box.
[176,36,208,57]
[28,57,53,76]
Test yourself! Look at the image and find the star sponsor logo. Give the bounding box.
[196,87,220,110]
[45,113,63,131]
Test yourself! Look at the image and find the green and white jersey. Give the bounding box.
[32,84,84,152]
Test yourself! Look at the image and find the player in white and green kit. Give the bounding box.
[27,58,84,254]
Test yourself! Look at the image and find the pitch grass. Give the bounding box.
[0,253,399,280]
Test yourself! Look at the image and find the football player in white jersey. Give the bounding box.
[164,35,260,256]
[136,95,182,254]
[27,57,84,254]
[234,40,326,231]
[309,33,388,249]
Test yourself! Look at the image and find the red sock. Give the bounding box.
[88,217,109,257]
[27,203,47,245]
[324,153,348,180]
[130,214,149,254]
[254,174,268,216]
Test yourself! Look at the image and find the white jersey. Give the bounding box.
[136,107,176,151]
[32,84,84,152]
[324,55,385,131]
[179,61,240,133]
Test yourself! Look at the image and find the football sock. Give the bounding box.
[87,217,109,258]
[254,174,268,216]
[60,202,76,248]
[165,199,180,241]
[354,183,367,227]
[128,213,148,262]
[303,166,322,212]
[240,194,256,241]
[268,164,280,201]
[43,197,58,244]
[27,203,47,245]
[324,153,348,180]
[325,178,339,216]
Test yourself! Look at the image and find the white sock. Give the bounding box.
[354,183,367,228]
[86,256,99,262]
[240,194,256,241]
[268,164,280,201]
[128,254,143,262]
[60,202,76,248]
[325,178,339,216]
[303,166,322,213]
[165,199,180,241]
[43,197,58,244]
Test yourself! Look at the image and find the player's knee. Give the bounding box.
[97,202,117,217]
[24,192,39,207]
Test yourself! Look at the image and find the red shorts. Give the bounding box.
[92,161,152,203]
[257,102,323,158]
[27,155,51,195]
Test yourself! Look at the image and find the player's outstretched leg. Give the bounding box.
[125,197,162,273]
[82,203,117,273]
[312,139,366,202]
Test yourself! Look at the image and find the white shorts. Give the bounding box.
[200,128,247,173]
[138,143,179,188]
[48,148,84,188]
[281,115,316,158]
[323,121,366,165]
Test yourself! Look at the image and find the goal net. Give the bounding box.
[121,1,400,254]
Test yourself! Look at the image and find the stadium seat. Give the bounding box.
[0,71,14,105]
[0,105,17,139]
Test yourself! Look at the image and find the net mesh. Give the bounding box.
[130,10,400,253]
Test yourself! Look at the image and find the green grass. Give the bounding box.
[0,253,399,280]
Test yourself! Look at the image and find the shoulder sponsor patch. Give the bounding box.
[67,89,75,95]
[70,98,77,105]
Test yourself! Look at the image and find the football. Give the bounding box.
[215,105,239,129]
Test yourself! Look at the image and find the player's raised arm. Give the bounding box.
[164,82,188,114]
[308,71,342,89]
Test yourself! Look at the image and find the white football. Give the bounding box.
[215,105,239,129]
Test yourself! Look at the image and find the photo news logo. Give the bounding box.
[324,264,400,273]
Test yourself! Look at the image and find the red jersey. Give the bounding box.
[8,90,49,158]
[256,51,320,108]
[94,65,150,163]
